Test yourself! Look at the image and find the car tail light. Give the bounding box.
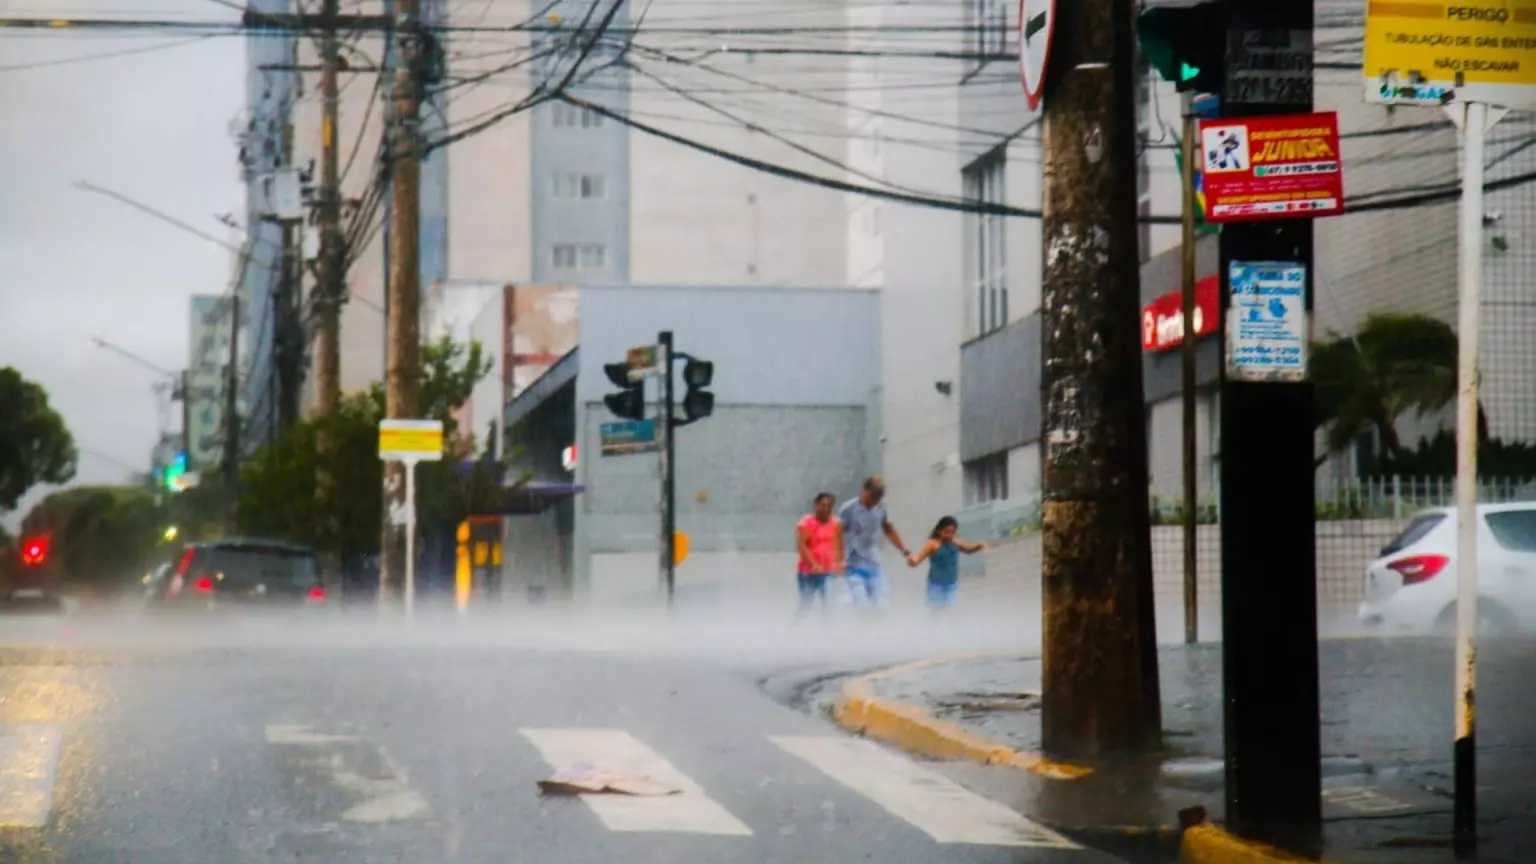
[307,586,326,601]
[192,576,215,593]
[176,549,196,576]
[1387,554,1449,586]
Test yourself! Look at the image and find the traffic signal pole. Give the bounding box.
[1179,91,1199,646]
[658,330,676,605]
[1217,0,1322,851]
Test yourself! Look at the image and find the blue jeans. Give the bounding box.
[796,573,829,607]
[926,581,958,608]
[845,566,887,606]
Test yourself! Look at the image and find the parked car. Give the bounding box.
[1358,503,1536,636]
[143,538,327,613]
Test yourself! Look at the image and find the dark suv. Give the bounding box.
[144,539,326,612]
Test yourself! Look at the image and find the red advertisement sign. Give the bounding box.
[1141,276,1219,352]
[1198,112,1344,223]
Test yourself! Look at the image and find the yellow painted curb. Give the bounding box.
[832,654,1093,780]
[1181,823,1326,864]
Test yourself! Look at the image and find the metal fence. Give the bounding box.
[956,476,1536,637]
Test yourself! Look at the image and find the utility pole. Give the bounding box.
[314,0,346,591]
[1179,92,1199,646]
[314,0,344,418]
[1038,0,1161,757]
[380,0,423,608]
[1217,1,1322,852]
[658,331,676,605]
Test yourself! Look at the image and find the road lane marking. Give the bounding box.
[771,735,1080,848]
[0,724,63,828]
[264,724,431,823]
[1322,785,1415,814]
[520,728,753,836]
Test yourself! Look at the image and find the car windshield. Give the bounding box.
[192,547,318,588]
[1380,513,1447,557]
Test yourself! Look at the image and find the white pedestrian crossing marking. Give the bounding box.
[0,724,63,829]
[771,735,1080,848]
[264,724,432,823]
[520,728,753,836]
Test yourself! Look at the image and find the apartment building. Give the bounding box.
[277,0,854,410]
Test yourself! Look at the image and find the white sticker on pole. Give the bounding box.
[1227,261,1307,383]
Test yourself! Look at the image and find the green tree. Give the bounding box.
[0,367,78,512]
[238,337,510,559]
[1312,313,1484,466]
[21,485,167,593]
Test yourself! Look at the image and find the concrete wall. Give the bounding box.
[571,283,880,604]
[965,519,1407,640]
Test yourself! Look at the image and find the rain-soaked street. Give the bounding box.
[0,606,1135,864]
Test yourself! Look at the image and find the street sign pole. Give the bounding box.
[1361,3,1529,854]
[1446,96,1507,860]
[377,418,444,624]
[1217,0,1322,852]
[1179,89,1199,647]
[403,457,418,622]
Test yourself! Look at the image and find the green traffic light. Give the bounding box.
[1180,62,1200,82]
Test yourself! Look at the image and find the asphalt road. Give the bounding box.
[0,609,1128,864]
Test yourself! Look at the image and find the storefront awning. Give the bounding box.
[475,481,584,516]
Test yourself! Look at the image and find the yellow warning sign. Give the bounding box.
[1364,1,1536,106]
[378,419,444,461]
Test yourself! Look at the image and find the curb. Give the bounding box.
[1181,822,1327,864]
[830,653,1093,780]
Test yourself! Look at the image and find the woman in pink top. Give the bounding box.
[795,492,843,619]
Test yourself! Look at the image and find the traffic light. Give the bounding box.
[1136,0,1228,95]
[19,534,49,567]
[162,450,189,492]
[676,358,714,427]
[602,362,647,421]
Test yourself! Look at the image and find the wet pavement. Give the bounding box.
[0,609,1138,864]
[871,639,1536,862]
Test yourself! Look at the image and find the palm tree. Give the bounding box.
[1312,313,1485,467]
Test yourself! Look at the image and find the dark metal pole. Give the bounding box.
[1180,91,1199,646]
[1218,1,1322,851]
[659,330,676,605]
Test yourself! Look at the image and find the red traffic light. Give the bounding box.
[19,534,50,567]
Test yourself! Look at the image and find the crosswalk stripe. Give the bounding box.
[771,735,1080,848]
[520,728,753,836]
[264,724,432,823]
[0,724,63,829]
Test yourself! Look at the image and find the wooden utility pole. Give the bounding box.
[1038,0,1162,757]
[314,0,345,590]
[314,0,344,418]
[380,0,423,606]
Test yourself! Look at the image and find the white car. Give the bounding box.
[1358,503,1536,637]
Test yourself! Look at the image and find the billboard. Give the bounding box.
[1198,112,1344,223]
[186,295,232,471]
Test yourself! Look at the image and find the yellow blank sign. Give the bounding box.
[674,531,690,566]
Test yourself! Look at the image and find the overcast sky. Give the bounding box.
[0,1,246,529]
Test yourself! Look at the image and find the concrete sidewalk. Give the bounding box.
[831,639,1536,863]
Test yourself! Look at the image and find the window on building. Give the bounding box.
[552,102,605,128]
[963,148,1007,336]
[553,243,607,270]
[968,0,1009,71]
[965,453,1010,505]
[552,172,607,199]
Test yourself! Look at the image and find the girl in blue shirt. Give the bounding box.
[906,516,986,614]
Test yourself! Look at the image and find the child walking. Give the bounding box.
[906,516,985,616]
